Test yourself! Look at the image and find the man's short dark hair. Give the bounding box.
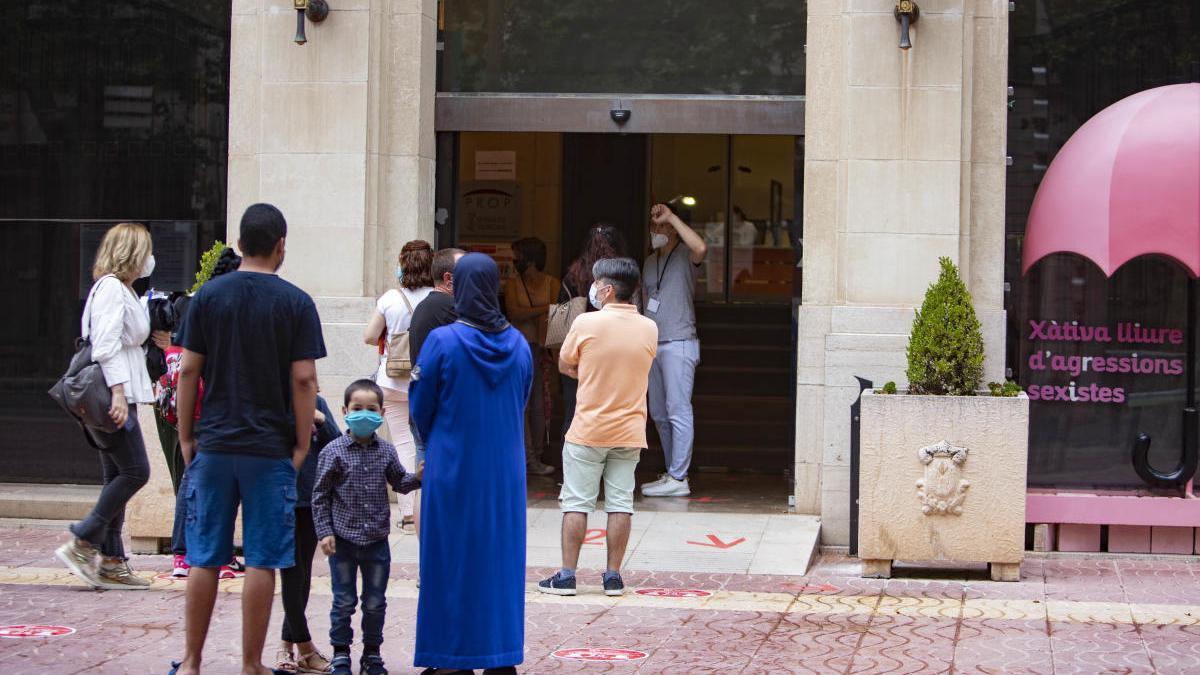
[344,378,384,408]
[239,203,287,257]
[433,247,465,282]
[512,237,547,271]
[592,257,640,303]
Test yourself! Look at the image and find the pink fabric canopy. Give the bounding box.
[1022,83,1200,277]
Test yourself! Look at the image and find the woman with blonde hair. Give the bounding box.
[55,222,156,590]
[363,240,434,535]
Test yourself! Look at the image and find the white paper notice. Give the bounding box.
[475,151,517,180]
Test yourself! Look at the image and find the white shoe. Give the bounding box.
[640,473,669,491]
[642,476,690,497]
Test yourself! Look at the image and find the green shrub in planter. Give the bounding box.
[905,257,985,396]
[190,240,228,294]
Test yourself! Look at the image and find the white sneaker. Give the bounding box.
[642,476,690,497]
[640,473,669,491]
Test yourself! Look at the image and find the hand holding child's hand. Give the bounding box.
[320,536,336,556]
[416,462,424,481]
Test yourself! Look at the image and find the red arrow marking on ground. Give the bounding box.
[687,496,730,503]
[583,528,606,545]
[529,491,553,499]
[687,534,746,549]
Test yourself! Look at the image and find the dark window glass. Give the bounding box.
[1006,0,1199,488]
[439,1,806,95]
[0,1,230,221]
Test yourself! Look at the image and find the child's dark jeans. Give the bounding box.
[329,537,391,649]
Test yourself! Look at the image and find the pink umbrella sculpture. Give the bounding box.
[1022,83,1200,490]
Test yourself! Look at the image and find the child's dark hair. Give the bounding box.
[344,379,384,407]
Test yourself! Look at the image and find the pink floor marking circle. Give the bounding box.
[552,648,649,662]
[634,588,713,598]
[0,625,76,639]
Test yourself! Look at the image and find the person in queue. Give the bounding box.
[171,203,326,675]
[410,253,530,674]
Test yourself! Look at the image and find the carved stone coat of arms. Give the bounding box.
[915,440,969,515]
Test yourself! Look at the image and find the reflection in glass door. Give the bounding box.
[649,135,799,303]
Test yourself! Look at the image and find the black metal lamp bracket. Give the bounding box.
[294,0,331,46]
[895,1,919,50]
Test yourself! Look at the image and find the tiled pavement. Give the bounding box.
[1,523,1199,674]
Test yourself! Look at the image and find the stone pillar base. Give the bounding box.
[861,559,892,579]
[989,562,1021,582]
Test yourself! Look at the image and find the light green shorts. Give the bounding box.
[559,441,641,514]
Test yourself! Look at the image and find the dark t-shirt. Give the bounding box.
[179,271,327,458]
[408,290,456,362]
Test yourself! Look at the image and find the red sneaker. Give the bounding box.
[218,559,244,580]
[171,554,190,578]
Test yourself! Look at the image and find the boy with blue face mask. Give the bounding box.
[312,379,423,675]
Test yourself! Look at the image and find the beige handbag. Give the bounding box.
[545,282,587,349]
[384,290,416,378]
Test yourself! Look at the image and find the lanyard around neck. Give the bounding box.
[656,244,678,290]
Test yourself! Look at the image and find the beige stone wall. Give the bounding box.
[226,0,438,408]
[798,0,1009,544]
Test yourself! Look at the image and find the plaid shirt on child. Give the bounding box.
[312,432,420,546]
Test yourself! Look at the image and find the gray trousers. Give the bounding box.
[647,339,700,480]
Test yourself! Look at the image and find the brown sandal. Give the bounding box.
[273,649,298,674]
[296,649,333,674]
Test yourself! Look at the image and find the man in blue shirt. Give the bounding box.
[173,203,326,675]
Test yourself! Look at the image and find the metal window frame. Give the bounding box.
[435,93,805,135]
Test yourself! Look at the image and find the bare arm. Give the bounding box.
[653,204,708,264]
[176,349,205,465]
[363,310,386,345]
[558,356,579,379]
[290,359,319,471]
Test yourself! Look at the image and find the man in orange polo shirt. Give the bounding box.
[538,258,658,597]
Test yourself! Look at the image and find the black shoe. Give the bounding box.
[602,571,625,597]
[484,668,518,674]
[227,557,245,573]
[331,653,353,675]
[537,570,577,596]
[360,654,387,675]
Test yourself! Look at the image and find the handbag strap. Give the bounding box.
[387,289,415,339]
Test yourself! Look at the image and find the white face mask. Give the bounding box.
[140,254,156,279]
[395,264,404,281]
[588,282,610,310]
[651,232,670,249]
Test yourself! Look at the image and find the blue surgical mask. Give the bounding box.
[395,264,404,281]
[345,410,383,438]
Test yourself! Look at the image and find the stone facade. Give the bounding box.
[798,0,1009,544]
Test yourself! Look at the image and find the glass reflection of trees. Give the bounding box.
[1020,255,1191,489]
[440,0,806,95]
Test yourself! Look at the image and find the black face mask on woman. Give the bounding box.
[514,259,531,275]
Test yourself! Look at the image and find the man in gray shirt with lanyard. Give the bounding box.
[640,203,708,497]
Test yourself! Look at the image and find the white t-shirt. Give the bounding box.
[374,287,433,391]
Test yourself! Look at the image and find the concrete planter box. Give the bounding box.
[858,390,1029,581]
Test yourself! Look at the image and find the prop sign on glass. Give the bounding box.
[1024,320,1184,404]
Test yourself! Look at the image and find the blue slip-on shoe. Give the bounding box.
[537,570,577,596]
[359,654,388,675]
[168,661,180,675]
[602,571,625,597]
[331,652,353,675]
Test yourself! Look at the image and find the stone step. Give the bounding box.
[0,482,99,521]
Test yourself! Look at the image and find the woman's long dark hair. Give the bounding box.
[565,223,628,296]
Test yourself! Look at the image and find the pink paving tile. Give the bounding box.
[1138,624,1200,673]
[1056,524,1102,552]
[1108,525,1152,553]
[1048,621,1156,674]
[1151,526,1197,554]
[952,618,1053,674]
[1115,559,1200,605]
[848,613,957,675]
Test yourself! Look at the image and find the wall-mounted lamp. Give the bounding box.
[294,0,330,46]
[894,0,919,50]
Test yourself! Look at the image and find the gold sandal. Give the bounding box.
[273,649,298,674]
[296,649,333,674]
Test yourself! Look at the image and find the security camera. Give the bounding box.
[610,109,631,125]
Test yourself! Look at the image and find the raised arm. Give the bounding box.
[652,203,708,264]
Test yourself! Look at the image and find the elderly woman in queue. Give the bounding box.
[55,223,156,590]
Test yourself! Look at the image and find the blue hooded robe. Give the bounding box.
[410,253,532,670]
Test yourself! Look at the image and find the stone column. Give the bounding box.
[797,0,1009,544]
[128,0,437,548]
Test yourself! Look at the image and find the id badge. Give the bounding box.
[647,297,661,314]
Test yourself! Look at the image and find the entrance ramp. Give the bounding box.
[389,507,821,577]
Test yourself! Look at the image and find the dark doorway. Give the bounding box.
[561,134,648,267]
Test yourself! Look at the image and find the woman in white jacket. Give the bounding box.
[55,223,156,590]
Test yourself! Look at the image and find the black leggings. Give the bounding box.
[281,507,319,643]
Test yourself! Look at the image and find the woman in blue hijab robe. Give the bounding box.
[410,253,532,673]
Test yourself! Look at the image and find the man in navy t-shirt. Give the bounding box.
[173,203,326,675]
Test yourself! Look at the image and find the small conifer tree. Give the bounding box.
[905,257,985,395]
[190,240,227,293]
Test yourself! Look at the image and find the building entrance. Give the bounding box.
[437,131,800,483]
